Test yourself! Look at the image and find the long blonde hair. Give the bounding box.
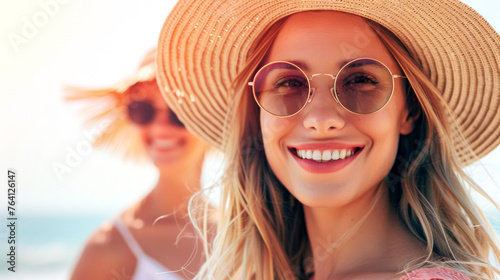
[192,13,500,280]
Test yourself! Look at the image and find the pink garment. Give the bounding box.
[399,267,470,280]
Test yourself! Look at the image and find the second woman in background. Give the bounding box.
[69,50,209,280]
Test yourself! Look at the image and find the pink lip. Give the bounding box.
[288,143,363,174]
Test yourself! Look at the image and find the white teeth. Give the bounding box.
[321,150,331,161]
[331,150,340,160]
[306,150,313,159]
[297,150,302,158]
[152,138,179,149]
[295,148,357,162]
[339,149,347,159]
[312,150,322,161]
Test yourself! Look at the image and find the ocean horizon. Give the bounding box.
[0,214,113,280]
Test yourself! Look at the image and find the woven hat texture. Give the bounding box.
[157,0,500,165]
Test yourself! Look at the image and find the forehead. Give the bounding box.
[126,80,167,107]
[128,80,158,97]
[266,11,395,69]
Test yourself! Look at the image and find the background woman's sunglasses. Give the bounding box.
[127,100,184,127]
[248,57,406,116]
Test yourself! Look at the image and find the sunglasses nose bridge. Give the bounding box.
[308,73,338,104]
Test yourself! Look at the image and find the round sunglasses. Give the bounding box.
[127,100,184,127]
[248,57,406,116]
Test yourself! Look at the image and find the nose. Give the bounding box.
[302,78,346,132]
[146,107,169,126]
[147,109,179,137]
[149,107,185,129]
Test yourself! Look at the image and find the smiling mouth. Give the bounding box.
[290,147,360,162]
[150,138,184,150]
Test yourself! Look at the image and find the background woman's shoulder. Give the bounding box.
[70,220,136,280]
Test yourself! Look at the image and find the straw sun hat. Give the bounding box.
[157,0,499,165]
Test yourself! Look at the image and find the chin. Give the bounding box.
[284,174,384,210]
[289,184,354,209]
[152,157,180,168]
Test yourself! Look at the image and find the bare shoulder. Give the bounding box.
[70,220,136,280]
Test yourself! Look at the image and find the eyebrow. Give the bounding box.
[286,59,355,72]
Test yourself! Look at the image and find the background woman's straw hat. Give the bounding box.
[66,50,157,160]
[157,0,499,165]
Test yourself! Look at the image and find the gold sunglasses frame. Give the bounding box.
[248,57,406,117]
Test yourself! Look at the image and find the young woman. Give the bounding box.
[157,1,500,279]
[69,50,209,280]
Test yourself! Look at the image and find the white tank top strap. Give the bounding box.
[113,219,146,258]
[113,218,183,280]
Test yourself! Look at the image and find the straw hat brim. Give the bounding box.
[157,0,499,165]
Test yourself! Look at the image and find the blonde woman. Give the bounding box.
[157,1,500,279]
[69,50,208,280]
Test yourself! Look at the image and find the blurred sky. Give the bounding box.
[0,0,499,219]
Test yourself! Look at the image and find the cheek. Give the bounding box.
[260,111,309,195]
[260,116,288,192]
[260,112,297,182]
[361,111,404,175]
[138,126,149,142]
[373,122,400,164]
[260,112,294,148]
[187,134,206,153]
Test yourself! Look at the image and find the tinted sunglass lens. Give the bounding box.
[335,59,394,114]
[253,62,310,117]
[168,110,185,127]
[127,101,155,125]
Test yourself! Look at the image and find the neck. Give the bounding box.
[138,158,204,223]
[304,187,405,279]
